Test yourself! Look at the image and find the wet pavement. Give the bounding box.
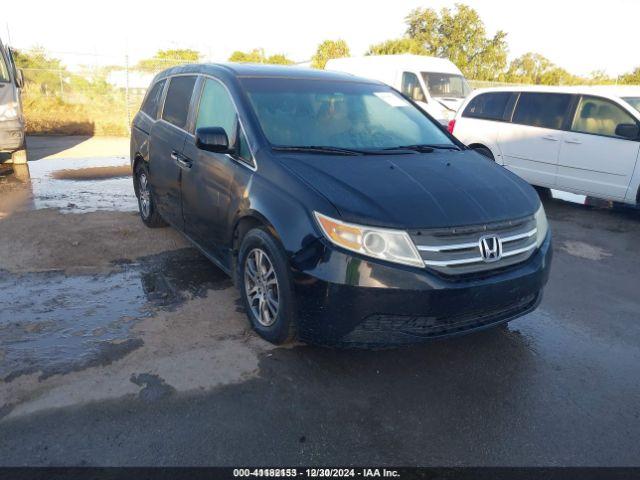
[0,156,136,214]
[0,248,231,382]
[1,142,640,466]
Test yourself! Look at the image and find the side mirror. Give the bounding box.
[15,69,24,89]
[195,126,231,153]
[615,123,640,140]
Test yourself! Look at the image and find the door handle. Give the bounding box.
[170,150,179,161]
[176,155,193,169]
[542,135,559,141]
[565,139,582,145]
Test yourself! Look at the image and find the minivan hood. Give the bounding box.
[280,150,539,230]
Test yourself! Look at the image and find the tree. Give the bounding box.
[619,67,640,85]
[266,54,294,65]
[228,49,293,65]
[503,52,581,85]
[311,40,350,69]
[404,4,508,81]
[366,38,425,56]
[365,4,507,81]
[229,48,264,63]
[136,49,201,72]
[588,70,614,85]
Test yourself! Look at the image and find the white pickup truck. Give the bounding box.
[0,38,25,164]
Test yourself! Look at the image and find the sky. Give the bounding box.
[4,0,638,76]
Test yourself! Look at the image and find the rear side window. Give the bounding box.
[462,92,512,120]
[512,92,572,130]
[140,79,166,118]
[162,76,197,129]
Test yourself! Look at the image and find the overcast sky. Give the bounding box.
[4,0,638,76]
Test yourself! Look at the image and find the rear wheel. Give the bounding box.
[472,146,494,161]
[134,162,166,228]
[238,228,297,344]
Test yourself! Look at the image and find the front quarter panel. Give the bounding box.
[227,151,336,267]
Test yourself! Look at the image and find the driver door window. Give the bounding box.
[196,78,253,166]
[401,72,426,103]
[571,96,636,138]
[556,95,640,199]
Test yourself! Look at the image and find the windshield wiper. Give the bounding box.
[384,144,461,153]
[272,145,367,156]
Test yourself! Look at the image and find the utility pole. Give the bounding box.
[125,52,131,134]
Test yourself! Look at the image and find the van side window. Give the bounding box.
[140,79,166,119]
[512,93,571,130]
[571,96,636,138]
[196,78,254,167]
[462,92,512,121]
[401,72,426,103]
[162,76,197,129]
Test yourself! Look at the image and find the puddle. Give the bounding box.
[0,248,231,381]
[0,156,136,214]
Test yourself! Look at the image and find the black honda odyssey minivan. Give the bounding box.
[130,64,552,347]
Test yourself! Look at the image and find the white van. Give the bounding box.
[325,54,471,125]
[0,38,25,164]
[451,86,640,205]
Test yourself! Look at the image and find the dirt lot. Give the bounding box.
[1,136,639,466]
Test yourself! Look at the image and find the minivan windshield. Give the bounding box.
[0,49,10,82]
[622,97,640,113]
[242,78,454,151]
[421,72,471,99]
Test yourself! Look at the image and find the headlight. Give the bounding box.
[0,103,19,121]
[314,212,424,268]
[534,203,549,248]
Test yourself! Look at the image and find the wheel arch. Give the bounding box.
[131,153,145,196]
[468,143,496,160]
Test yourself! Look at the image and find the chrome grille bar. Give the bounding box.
[417,228,537,253]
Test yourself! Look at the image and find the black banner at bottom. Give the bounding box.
[0,467,638,480]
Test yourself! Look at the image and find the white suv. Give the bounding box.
[451,86,640,205]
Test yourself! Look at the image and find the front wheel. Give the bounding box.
[238,228,297,344]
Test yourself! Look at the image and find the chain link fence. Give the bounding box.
[17,50,530,137]
[18,51,198,136]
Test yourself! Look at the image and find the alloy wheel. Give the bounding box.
[138,172,151,219]
[244,248,280,327]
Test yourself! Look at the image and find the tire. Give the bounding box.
[134,162,167,228]
[237,228,297,344]
[534,186,552,201]
[472,146,494,161]
[10,148,28,165]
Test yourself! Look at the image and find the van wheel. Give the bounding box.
[534,186,552,200]
[238,228,297,345]
[472,146,494,161]
[10,148,28,165]
[134,163,166,228]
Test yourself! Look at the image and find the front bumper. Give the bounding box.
[293,234,552,347]
[0,119,25,154]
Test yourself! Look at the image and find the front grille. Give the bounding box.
[410,216,538,276]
